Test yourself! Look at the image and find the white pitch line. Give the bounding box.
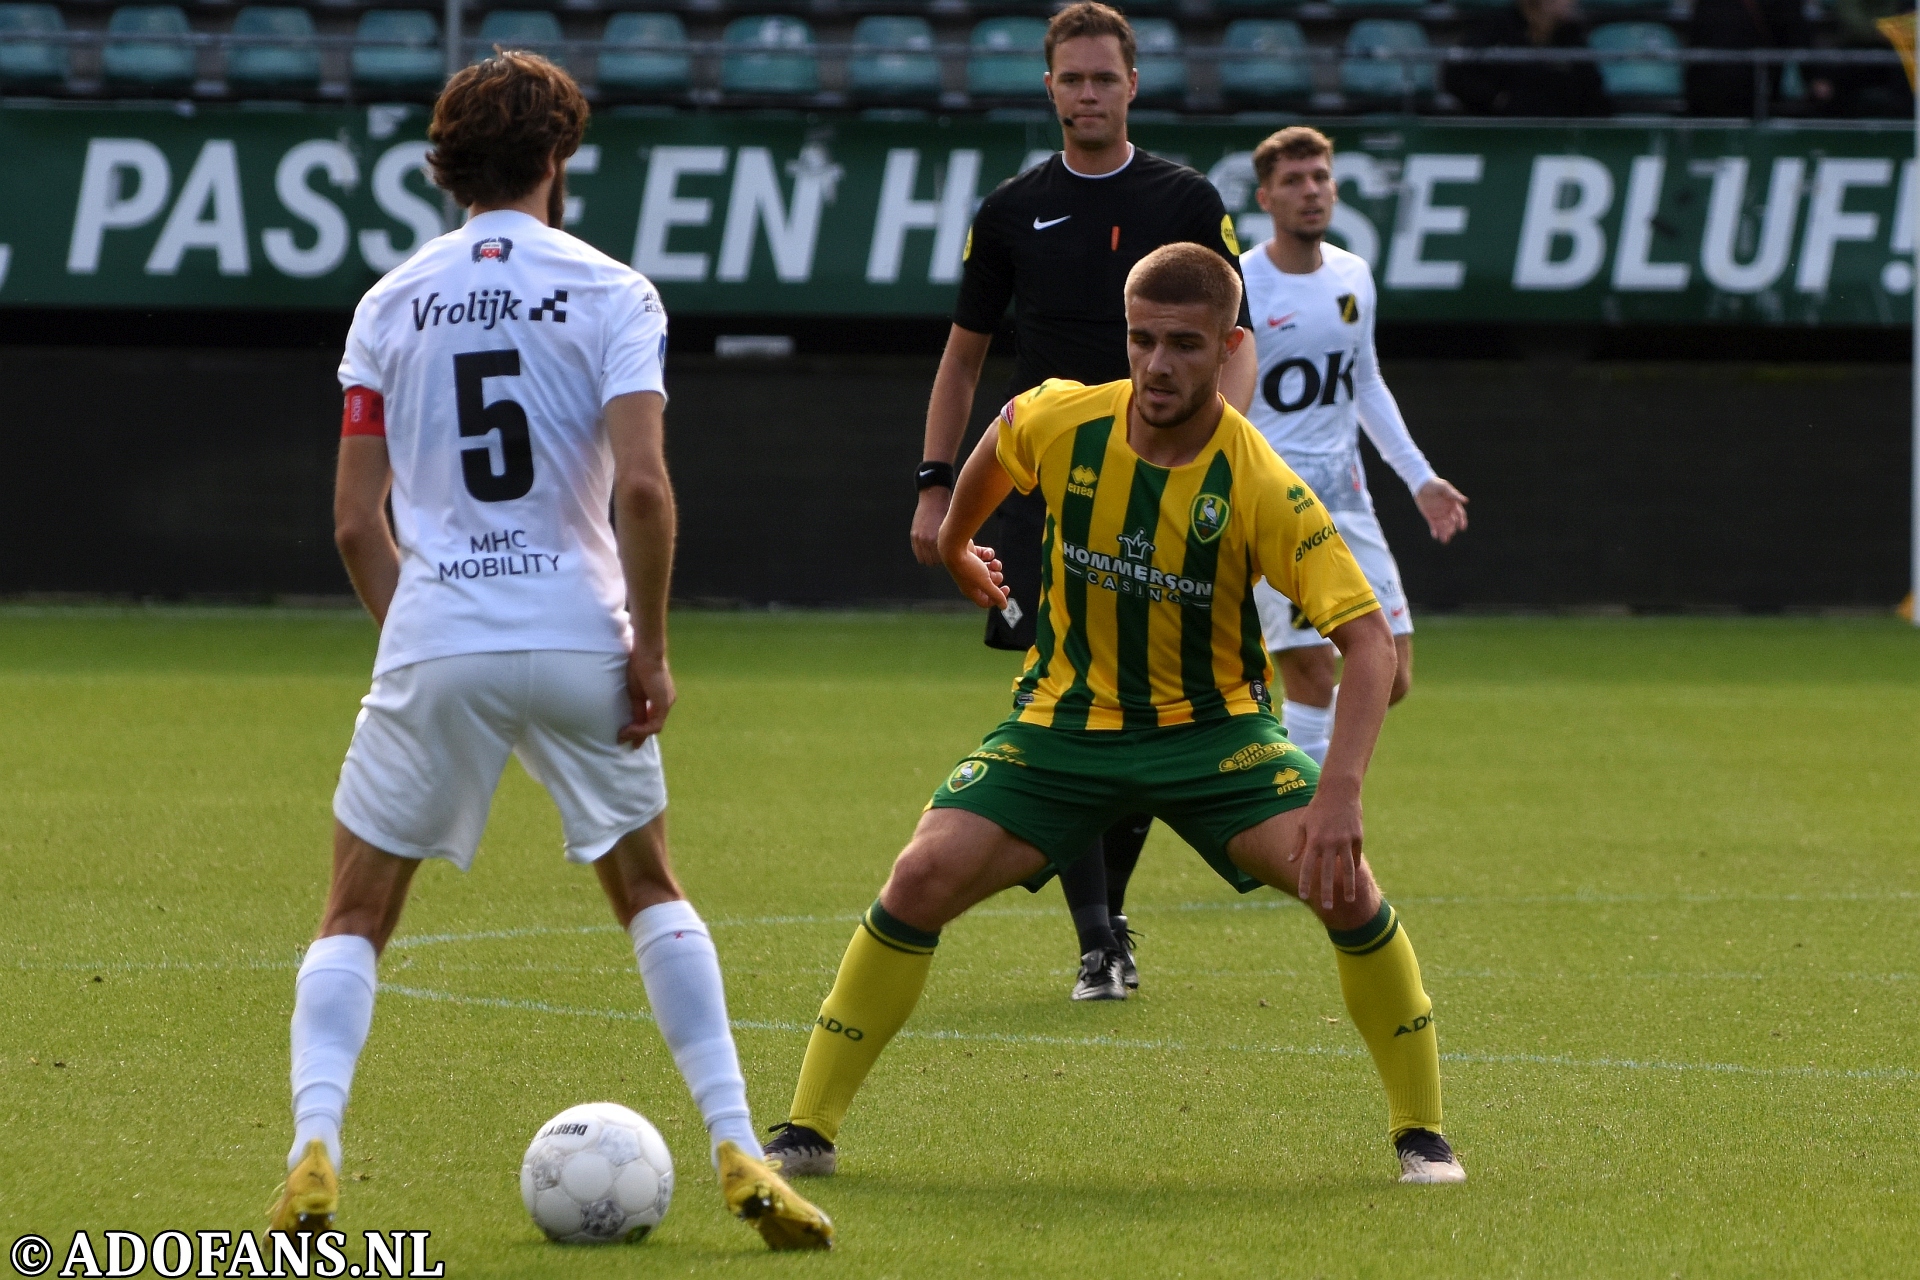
[375,983,1919,1085]
[377,888,1920,952]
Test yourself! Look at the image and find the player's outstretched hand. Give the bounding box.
[620,651,676,746]
[911,488,952,566]
[1416,478,1469,544]
[945,541,1008,610]
[1288,785,1365,912]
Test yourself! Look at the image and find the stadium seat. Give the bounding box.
[1218,19,1311,108]
[599,13,689,97]
[720,16,818,96]
[353,9,439,94]
[967,17,1047,100]
[103,5,196,93]
[1332,0,1426,11]
[0,4,69,89]
[1590,22,1682,100]
[227,7,318,94]
[477,10,565,67]
[849,15,939,102]
[352,9,441,93]
[1340,19,1434,106]
[1132,18,1187,105]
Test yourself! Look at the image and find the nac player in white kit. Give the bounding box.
[268,51,831,1251]
[1241,127,1469,765]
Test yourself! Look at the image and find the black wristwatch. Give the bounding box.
[915,461,955,493]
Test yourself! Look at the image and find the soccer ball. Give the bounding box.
[520,1102,674,1243]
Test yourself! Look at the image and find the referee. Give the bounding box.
[908,0,1257,1002]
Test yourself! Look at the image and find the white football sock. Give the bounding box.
[288,934,378,1171]
[628,899,761,1163]
[1283,687,1338,767]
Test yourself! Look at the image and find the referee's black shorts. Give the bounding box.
[984,488,1045,651]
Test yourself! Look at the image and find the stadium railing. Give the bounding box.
[1,25,1901,120]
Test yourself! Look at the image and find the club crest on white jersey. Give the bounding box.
[338,209,668,677]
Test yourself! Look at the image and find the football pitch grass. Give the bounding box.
[3,608,1917,1278]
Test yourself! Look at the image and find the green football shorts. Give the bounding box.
[927,713,1320,894]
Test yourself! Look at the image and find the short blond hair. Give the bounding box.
[1125,242,1243,334]
[1252,126,1333,185]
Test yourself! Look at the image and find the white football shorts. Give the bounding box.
[333,649,665,870]
[1255,504,1413,652]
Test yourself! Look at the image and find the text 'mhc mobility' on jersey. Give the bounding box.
[339,209,672,678]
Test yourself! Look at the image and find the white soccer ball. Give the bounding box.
[520,1102,674,1244]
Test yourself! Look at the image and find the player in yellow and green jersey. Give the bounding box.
[763,243,1466,1188]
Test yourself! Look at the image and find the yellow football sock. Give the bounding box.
[1330,901,1444,1140]
[787,900,937,1142]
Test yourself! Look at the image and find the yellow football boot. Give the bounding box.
[717,1140,835,1251]
[268,1139,339,1234]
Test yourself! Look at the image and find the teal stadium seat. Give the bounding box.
[599,12,689,96]
[1132,18,1187,105]
[721,16,817,95]
[967,17,1047,100]
[1340,19,1433,104]
[0,4,69,89]
[103,5,196,92]
[849,16,938,101]
[1214,0,1303,12]
[1332,0,1427,12]
[352,10,442,93]
[1590,22,1682,100]
[1218,19,1311,107]
[477,9,565,67]
[227,6,318,94]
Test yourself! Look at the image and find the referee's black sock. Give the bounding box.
[1103,814,1153,917]
[1058,844,1118,955]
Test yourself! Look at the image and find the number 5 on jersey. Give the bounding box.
[454,350,536,502]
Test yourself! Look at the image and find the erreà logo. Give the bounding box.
[1336,293,1358,324]
[472,237,512,263]
[1070,465,1098,487]
[1189,493,1230,544]
[947,759,989,791]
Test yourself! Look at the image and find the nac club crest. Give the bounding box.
[1189,493,1231,544]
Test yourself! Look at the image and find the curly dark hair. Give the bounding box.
[427,50,589,211]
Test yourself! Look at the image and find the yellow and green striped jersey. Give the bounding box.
[995,378,1379,731]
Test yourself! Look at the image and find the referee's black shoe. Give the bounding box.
[1111,914,1141,990]
[1070,947,1127,1001]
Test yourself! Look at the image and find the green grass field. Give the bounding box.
[3,609,1917,1279]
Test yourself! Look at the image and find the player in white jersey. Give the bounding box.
[269,52,831,1251]
[1239,127,1469,766]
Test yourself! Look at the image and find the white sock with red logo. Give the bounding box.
[288,934,378,1171]
[628,900,761,1163]
[1282,687,1337,767]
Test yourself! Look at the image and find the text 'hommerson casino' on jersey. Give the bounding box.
[338,208,670,677]
[994,379,1380,733]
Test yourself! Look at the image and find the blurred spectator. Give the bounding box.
[1685,0,1810,116]
[1451,0,1608,117]
[1822,0,1914,116]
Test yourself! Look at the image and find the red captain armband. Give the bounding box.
[341,387,386,437]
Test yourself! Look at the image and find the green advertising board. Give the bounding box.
[0,102,1911,324]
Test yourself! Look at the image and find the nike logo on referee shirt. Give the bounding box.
[1033,215,1071,230]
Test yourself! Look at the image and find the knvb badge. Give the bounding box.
[472,237,513,263]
